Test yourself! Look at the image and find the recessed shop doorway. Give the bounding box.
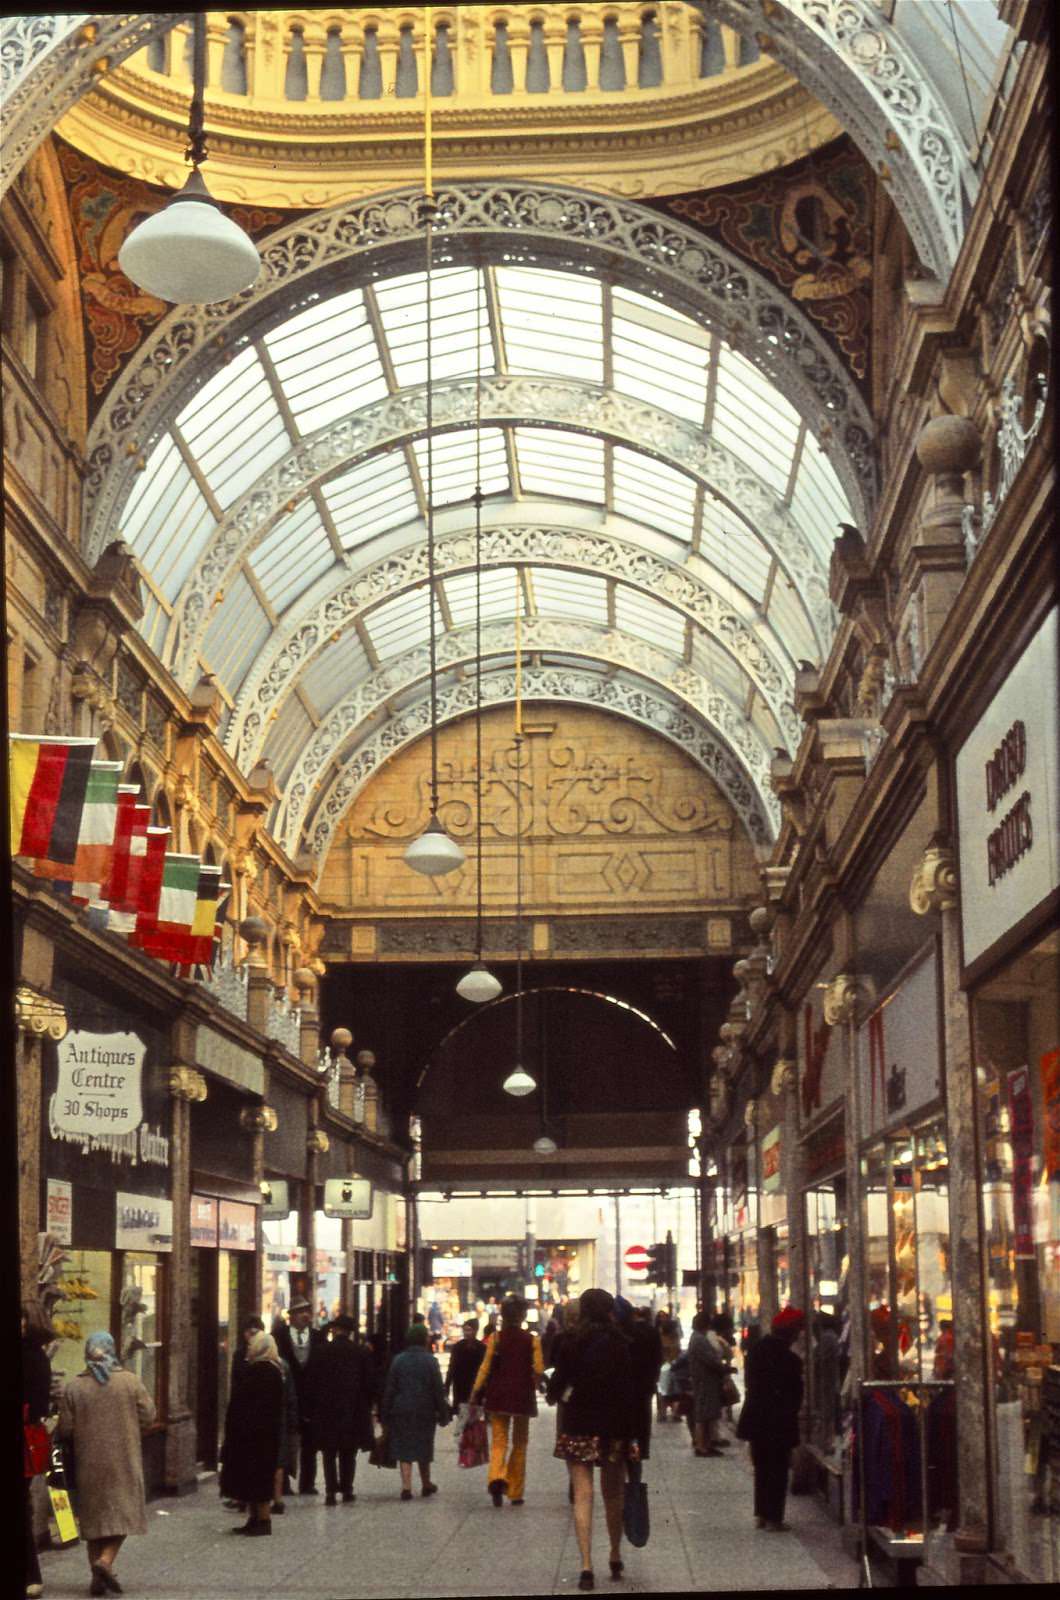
[190,1248,254,1469]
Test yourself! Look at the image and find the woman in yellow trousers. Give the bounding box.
[470,1295,544,1505]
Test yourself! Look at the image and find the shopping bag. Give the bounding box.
[622,1458,650,1548]
[368,1427,395,1469]
[23,1404,50,1477]
[458,1407,489,1469]
[721,1375,741,1407]
[45,1438,80,1546]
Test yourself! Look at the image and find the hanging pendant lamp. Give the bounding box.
[503,588,534,1097]
[118,15,260,304]
[456,270,501,1001]
[532,993,557,1150]
[405,22,465,879]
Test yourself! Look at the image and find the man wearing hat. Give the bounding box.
[306,1314,377,1505]
[736,1306,805,1531]
[272,1296,328,1494]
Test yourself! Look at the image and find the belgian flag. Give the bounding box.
[9,736,98,867]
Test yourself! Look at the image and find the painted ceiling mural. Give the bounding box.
[645,135,875,393]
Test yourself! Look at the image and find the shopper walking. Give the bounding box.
[273,1346,299,1515]
[688,1310,730,1456]
[737,1306,805,1531]
[219,1332,284,1536]
[444,1317,487,1438]
[22,1306,54,1600]
[469,1295,544,1508]
[57,1330,156,1594]
[655,1312,681,1421]
[614,1297,662,1461]
[548,1287,638,1591]
[308,1314,376,1504]
[272,1295,327,1493]
[381,1323,450,1500]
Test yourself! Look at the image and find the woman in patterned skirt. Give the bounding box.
[547,1288,638,1591]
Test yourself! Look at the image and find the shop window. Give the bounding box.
[120,1252,164,1414]
[973,927,1059,1582]
[48,1250,115,1390]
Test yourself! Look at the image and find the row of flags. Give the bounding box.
[10,735,229,968]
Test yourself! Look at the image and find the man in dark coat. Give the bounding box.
[306,1314,376,1504]
[444,1317,486,1435]
[614,1297,663,1459]
[272,1295,328,1493]
[737,1306,805,1530]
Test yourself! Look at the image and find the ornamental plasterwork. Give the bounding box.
[82,179,876,552]
[3,9,969,279]
[305,667,774,875]
[162,374,834,679]
[272,615,780,854]
[697,0,971,276]
[227,524,803,769]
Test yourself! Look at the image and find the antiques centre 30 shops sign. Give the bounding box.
[54,1031,145,1138]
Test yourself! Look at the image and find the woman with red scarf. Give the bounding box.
[470,1295,544,1507]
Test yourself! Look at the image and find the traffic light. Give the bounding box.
[645,1238,677,1287]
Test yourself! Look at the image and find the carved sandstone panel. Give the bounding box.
[318,702,759,918]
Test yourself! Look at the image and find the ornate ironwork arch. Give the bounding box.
[302,665,776,879]
[272,615,780,854]
[161,374,834,681]
[82,180,877,556]
[227,523,803,769]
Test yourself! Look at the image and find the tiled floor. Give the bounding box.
[36,1415,859,1598]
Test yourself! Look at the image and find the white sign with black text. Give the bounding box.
[116,1192,173,1252]
[323,1177,373,1219]
[54,1031,145,1138]
[956,608,1059,970]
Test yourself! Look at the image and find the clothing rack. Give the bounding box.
[854,1377,955,1589]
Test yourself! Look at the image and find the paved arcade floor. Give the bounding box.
[37,1415,858,1598]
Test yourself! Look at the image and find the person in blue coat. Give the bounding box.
[381,1323,450,1499]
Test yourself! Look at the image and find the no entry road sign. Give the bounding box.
[624,1244,650,1274]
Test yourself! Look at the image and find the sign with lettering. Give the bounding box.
[323,1177,373,1219]
[54,1031,144,1138]
[260,1179,291,1219]
[116,1192,173,1251]
[218,1199,257,1252]
[190,1195,218,1247]
[264,1244,306,1271]
[46,1179,72,1245]
[856,944,941,1141]
[957,608,1059,970]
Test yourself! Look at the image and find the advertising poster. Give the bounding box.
[1041,1048,1060,1183]
[46,1179,72,1245]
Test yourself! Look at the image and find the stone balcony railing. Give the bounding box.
[132,5,767,111]
[198,949,249,1022]
[265,988,302,1055]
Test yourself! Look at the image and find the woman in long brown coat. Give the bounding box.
[58,1330,156,1596]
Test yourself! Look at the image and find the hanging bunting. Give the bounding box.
[8,735,97,868]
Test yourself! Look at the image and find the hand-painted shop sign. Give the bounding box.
[219,1199,257,1251]
[762,1126,782,1193]
[116,1192,173,1251]
[54,1031,144,1138]
[190,1195,218,1247]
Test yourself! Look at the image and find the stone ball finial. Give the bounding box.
[915,414,982,476]
[240,916,268,946]
[356,1049,376,1073]
[293,965,316,989]
[749,905,772,936]
[330,1026,353,1054]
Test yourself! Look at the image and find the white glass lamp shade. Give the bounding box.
[456,963,503,1003]
[118,169,261,305]
[502,1064,537,1097]
[403,816,467,876]
[533,1134,558,1155]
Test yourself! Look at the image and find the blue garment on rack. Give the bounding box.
[853,1390,921,1530]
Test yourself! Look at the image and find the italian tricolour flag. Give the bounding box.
[137,854,202,961]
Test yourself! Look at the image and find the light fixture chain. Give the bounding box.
[186,12,208,168]
[474,262,484,955]
[424,33,439,820]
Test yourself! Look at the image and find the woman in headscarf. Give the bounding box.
[218,1331,284,1536]
[547,1288,638,1591]
[380,1322,450,1500]
[57,1330,156,1595]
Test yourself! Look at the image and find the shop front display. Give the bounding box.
[313,1210,346,1325]
[955,606,1059,1583]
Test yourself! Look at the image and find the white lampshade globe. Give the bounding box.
[533,1134,558,1154]
[118,169,261,305]
[403,817,466,876]
[502,1065,537,1097]
[456,963,503,1003]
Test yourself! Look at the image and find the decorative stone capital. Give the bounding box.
[822,971,875,1027]
[239,1103,278,1133]
[307,1128,330,1154]
[168,1064,207,1102]
[15,986,67,1040]
[771,1058,796,1096]
[173,772,199,816]
[743,1097,758,1129]
[910,841,958,915]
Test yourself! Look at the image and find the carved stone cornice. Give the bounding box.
[910,840,958,915]
[15,986,67,1040]
[168,1064,208,1102]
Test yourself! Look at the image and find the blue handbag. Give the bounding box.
[622,1458,650,1548]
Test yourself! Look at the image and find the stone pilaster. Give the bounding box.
[241,917,271,1033]
[15,984,66,1305]
[164,1062,206,1494]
